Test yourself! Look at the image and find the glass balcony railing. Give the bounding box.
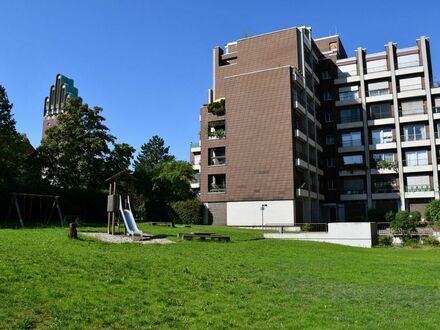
[399,108,427,116]
[341,139,362,147]
[337,70,358,78]
[398,84,423,92]
[401,133,427,142]
[340,114,361,124]
[339,91,359,101]
[371,136,394,144]
[405,185,432,192]
[368,88,389,97]
[342,189,366,195]
[402,159,430,166]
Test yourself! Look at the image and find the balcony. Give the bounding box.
[208,174,226,193]
[339,163,367,176]
[402,159,432,173]
[366,65,388,74]
[368,88,389,97]
[399,108,428,121]
[208,128,226,140]
[401,133,430,148]
[369,136,396,150]
[208,156,226,166]
[338,139,364,153]
[340,189,367,201]
[190,142,201,152]
[370,160,398,174]
[397,85,426,99]
[405,185,434,198]
[398,61,420,69]
[207,98,226,115]
[337,114,363,130]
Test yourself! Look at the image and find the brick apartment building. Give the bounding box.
[191,26,440,226]
[42,74,79,137]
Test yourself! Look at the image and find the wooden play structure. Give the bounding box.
[6,192,63,227]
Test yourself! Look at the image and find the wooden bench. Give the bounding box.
[148,221,174,227]
[178,233,230,242]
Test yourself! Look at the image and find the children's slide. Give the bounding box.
[119,196,143,237]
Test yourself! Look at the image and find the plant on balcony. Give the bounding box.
[371,160,399,172]
[342,163,368,173]
[208,128,226,139]
[207,98,225,115]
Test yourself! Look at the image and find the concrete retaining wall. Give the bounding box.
[265,222,378,248]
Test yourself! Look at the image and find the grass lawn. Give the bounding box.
[1,224,440,329]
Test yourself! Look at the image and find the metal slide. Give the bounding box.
[119,196,143,237]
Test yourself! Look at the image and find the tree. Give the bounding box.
[0,85,33,184]
[425,200,440,222]
[134,135,174,172]
[391,210,418,241]
[105,143,135,177]
[39,97,115,189]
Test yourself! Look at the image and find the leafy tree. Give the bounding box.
[0,85,33,184]
[105,143,135,177]
[134,135,174,172]
[391,210,418,240]
[425,200,440,222]
[39,98,115,189]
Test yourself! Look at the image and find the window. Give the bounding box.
[208,120,226,139]
[339,90,359,101]
[397,54,420,69]
[341,131,362,147]
[325,135,335,145]
[403,125,426,141]
[343,154,363,165]
[405,150,428,166]
[366,59,388,73]
[400,100,424,116]
[340,107,361,123]
[208,174,226,193]
[323,91,332,101]
[373,177,397,193]
[326,158,336,167]
[343,178,365,194]
[371,128,393,144]
[372,152,394,162]
[328,179,336,190]
[368,81,389,96]
[406,175,431,192]
[370,103,392,119]
[193,154,201,165]
[325,112,333,122]
[399,77,422,92]
[322,71,331,80]
[208,147,226,166]
[337,64,357,78]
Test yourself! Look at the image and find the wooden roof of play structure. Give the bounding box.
[105,170,135,183]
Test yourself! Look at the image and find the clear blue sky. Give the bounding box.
[1,0,439,161]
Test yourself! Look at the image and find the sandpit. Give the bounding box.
[80,232,174,244]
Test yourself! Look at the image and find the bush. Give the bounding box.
[170,200,203,224]
[368,208,385,222]
[425,200,440,222]
[402,238,421,248]
[410,210,421,222]
[391,210,418,241]
[385,210,395,222]
[424,236,440,246]
[378,235,393,246]
[301,223,311,232]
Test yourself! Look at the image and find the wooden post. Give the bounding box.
[107,183,112,234]
[111,181,117,235]
[14,194,25,228]
[68,222,78,239]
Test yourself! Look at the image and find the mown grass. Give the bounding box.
[1,224,440,329]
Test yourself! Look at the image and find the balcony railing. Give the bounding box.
[366,65,388,74]
[402,159,430,166]
[340,114,361,124]
[399,108,427,116]
[208,184,226,193]
[342,189,366,195]
[209,156,226,166]
[398,84,424,92]
[340,139,362,147]
[401,133,427,142]
[370,111,393,120]
[433,106,440,113]
[190,142,200,148]
[371,136,395,144]
[208,129,226,140]
[368,88,389,97]
[338,70,358,78]
[339,91,359,101]
[296,151,308,162]
[398,61,420,69]
[405,185,433,192]
[293,92,307,109]
[373,185,399,193]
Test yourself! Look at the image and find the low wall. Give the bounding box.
[265,222,378,248]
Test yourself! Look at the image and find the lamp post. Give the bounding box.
[261,204,268,238]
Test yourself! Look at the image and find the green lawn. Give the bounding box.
[1,225,440,329]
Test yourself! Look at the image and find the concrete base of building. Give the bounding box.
[264,222,378,248]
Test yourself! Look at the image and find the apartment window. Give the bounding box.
[373,177,398,193]
[405,150,428,166]
[400,100,424,116]
[341,131,362,147]
[399,77,422,92]
[371,128,393,144]
[325,135,335,145]
[339,90,359,101]
[343,178,365,194]
[208,147,226,166]
[403,124,426,141]
[328,179,336,190]
[340,107,361,123]
[326,158,336,167]
[322,71,331,80]
[366,59,387,74]
[325,112,333,122]
[397,53,420,69]
[437,122,440,138]
[368,81,389,96]
[208,174,226,193]
[343,154,363,165]
[337,64,357,78]
[370,103,392,119]
[323,91,333,101]
[406,175,431,191]
[208,120,226,139]
[434,98,440,113]
[193,154,201,165]
[372,152,394,162]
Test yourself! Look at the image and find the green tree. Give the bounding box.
[0,85,33,184]
[425,200,440,222]
[134,135,174,172]
[39,98,115,189]
[105,143,135,177]
[391,210,418,241]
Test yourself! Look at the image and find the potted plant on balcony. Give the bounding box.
[376,159,399,172]
[207,98,225,115]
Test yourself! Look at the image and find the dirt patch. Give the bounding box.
[80,232,174,244]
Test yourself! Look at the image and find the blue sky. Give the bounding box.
[1,0,439,161]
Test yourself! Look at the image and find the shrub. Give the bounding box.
[378,235,393,246]
[424,236,440,246]
[368,208,385,222]
[402,238,421,248]
[302,223,311,232]
[391,210,418,241]
[425,200,440,222]
[410,210,421,223]
[384,210,395,222]
[170,200,203,224]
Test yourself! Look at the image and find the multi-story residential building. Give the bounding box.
[192,26,440,226]
[42,74,79,137]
